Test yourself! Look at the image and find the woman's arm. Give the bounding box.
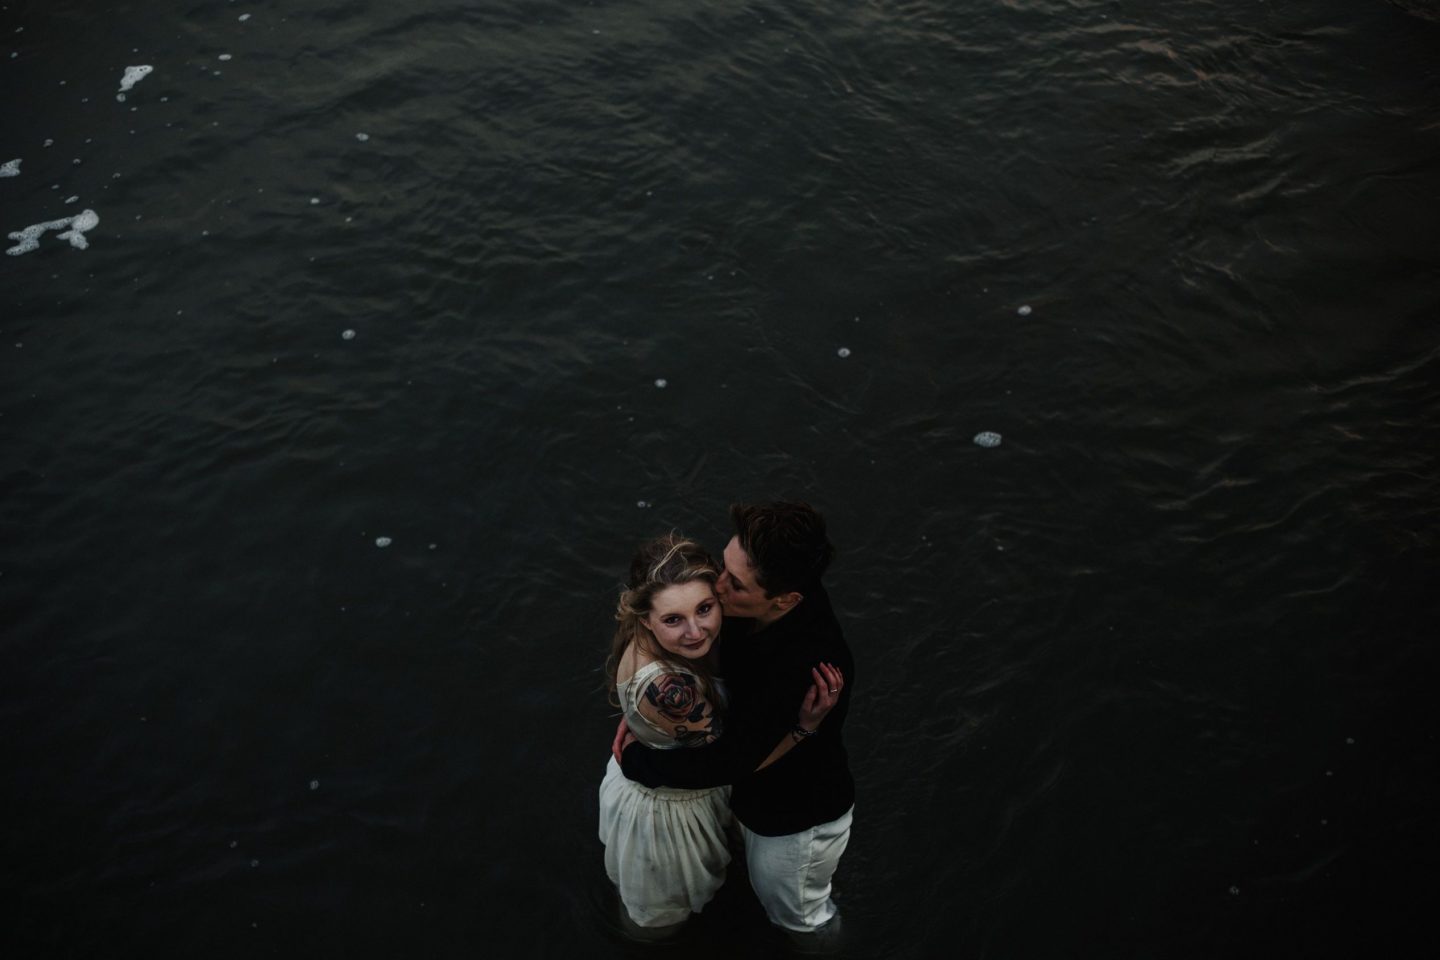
[632,671,722,747]
[755,662,845,770]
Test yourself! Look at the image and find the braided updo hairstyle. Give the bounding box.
[605,533,720,707]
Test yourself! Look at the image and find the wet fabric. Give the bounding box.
[598,660,732,927]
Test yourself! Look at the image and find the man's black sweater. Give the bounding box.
[619,584,854,836]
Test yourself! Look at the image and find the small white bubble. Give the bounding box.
[1345,737,1354,744]
[65,196,79,204]
[1228,885,1240,896]
[355,132,370,142]
[1325,770,1333,776]
[230,841,238,849]
[250,859,259,867]
[375,536,392,547]
[239,13,251,20]
[1017,304,1032,316]
[837,347,851,358]
[310,197,320,205]
[654,378,667,389]
[218,54,233,61]
[428,543,437,550]
[341,329,356,340]
[973,431,1002,448]
[309,780,319,790]
[637,500,651,509]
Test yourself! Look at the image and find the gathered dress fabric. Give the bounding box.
[598,660,732,927]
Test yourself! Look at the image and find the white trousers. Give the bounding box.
[740,805,853,933]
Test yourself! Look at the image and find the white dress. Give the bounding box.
[598,660,732,927]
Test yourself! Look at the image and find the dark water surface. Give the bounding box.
[4,0,1438,956]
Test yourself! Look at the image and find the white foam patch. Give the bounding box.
[973,431,1002,448]
[6,209,100,256]
[116,64,153,102]
[0,158,20,177]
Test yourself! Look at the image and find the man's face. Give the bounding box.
[715,536,773,619]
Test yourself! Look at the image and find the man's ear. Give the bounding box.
[772,590,803,613]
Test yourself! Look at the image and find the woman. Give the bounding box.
[597,533,843,932]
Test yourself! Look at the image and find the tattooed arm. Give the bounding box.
[632,671,722,748]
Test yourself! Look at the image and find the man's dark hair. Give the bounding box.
[729,500,835,597]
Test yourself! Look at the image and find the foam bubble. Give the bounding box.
[654,378,667,388]
[218,54,233,61]
[355,132,370,142]
[0,158,19,178]
[239,13,251,21]
[1017,304,1032,316]
[973,431,1002,448]
[116,64,153,102]
[341,329,356,340]
[6,209,100,256]
[375,536,392,547]
[837,347,851,358]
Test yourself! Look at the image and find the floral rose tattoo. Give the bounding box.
[643,673,720,746]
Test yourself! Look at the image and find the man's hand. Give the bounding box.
[611,716,636,763]
[797,662,845,731]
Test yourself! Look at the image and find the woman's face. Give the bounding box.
[643,580,721,659]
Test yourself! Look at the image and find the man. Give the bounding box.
[614,500,855,935]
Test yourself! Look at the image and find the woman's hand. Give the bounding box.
[796,662,845,733]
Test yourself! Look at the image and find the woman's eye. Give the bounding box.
[662,616,680,626]
[698,603,714,615]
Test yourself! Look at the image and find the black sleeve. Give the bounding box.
[619,652,812,789]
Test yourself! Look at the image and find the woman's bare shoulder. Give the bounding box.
[633,669,720,747]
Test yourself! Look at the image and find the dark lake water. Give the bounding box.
[4,0,1438,956]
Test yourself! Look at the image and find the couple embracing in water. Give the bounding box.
[599,501,855,940]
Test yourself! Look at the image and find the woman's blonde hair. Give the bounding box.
[605,532,720,707]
